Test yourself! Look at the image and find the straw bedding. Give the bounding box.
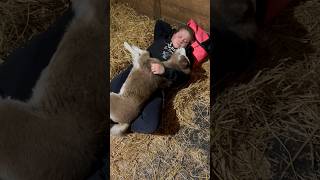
[211,0,320,179]
[110,1,210,179]
[0,0,69,61]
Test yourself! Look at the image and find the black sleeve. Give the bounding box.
[185,45,195,67]
[201,37,212,54]
[163,67,190,87]
[154,20,173,41]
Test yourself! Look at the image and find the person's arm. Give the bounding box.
[162,67,190,87]
[154,20,173,41]
[150,63,189,87]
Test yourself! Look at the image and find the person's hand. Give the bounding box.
[151,63,165,75]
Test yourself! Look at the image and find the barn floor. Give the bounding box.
[110,1,210,179]
[211,0,320,179]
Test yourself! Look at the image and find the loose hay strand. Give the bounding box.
[0,0,69,60]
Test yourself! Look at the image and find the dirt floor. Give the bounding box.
[211,0,320,179]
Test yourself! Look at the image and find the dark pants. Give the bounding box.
[110,65,163,133]
[0,8,107,180]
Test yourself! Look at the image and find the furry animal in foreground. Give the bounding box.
[0,0,107,179]
[110,42,191,136]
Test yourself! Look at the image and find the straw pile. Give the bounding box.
[0,0,69,61]
[212,0,320,179]
[110,1,210,179]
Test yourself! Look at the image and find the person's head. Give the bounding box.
[171,25,195,48]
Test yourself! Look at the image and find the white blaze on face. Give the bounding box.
[175,48,186,56]
[175,48,190,65]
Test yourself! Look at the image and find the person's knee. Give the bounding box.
[110,65,133,93]
[130,91,163,134]
[131,115,160,134]
[140,121,159,134]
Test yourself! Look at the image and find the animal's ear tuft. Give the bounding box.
[123,42,131,50]
[131,45,144,55]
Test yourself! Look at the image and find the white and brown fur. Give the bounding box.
[110,42,191,136]
[0,0,107,179]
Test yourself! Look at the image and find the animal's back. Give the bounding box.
[124,57,165,102]
[110,58,166,125]
[110,92,140,123]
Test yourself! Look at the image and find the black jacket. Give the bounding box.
[147,20,194,87]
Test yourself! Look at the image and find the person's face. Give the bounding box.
[171,29,192,48]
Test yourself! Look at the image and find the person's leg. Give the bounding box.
[0,7,74,101]
[110,65,132,93]
[130,90,163,133]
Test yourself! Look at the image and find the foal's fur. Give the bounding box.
[0,0,107,179]
[110,42,191,136]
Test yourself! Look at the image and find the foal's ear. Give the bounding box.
[123,42,145,56]
[131,45,145,55]
[123,42,132,52]
[124,42,137,56]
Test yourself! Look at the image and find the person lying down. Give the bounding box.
[110,19,211,135]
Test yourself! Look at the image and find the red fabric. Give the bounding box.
[187,19,209,67]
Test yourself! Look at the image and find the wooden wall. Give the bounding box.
[114,0,210,32]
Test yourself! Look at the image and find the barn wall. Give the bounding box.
[114,0,210,32]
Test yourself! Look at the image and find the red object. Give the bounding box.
[265,0,291,24]
[187,19,210,67]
